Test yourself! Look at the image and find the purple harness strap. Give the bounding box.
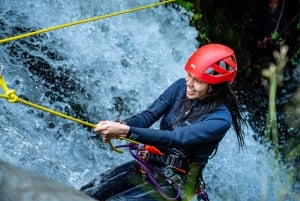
[116,143,181,200]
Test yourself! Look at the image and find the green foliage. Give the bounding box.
[287,144,300,161]
[193,13,202,21]
[176,1,300,198]
[175,0,194,11]
[271,31,279,40]
[291,15,300,65]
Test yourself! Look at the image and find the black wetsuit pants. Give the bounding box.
[80,161,180,201]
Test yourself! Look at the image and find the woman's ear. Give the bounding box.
[208,85,213,94]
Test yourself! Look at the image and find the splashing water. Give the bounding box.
[0,1,298,200]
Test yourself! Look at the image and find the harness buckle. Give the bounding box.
[166,154,180,168]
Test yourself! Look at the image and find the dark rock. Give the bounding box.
[0,160,96,201]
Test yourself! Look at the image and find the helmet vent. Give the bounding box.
[219,60,234,71]
[219,61,227,69]
[205,67,218,75]
[205,60,234,76]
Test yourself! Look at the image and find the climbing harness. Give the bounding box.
[145,146,189,174]
[115,143,210,201]
[0,0,176,44]
[115,143,181,200]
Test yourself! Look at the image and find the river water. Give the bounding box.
[0,1,298,201]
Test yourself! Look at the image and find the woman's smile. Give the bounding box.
[185,73,209,99]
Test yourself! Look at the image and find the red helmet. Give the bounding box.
[184,44,237,84]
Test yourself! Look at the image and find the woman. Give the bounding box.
[81,43,246,201]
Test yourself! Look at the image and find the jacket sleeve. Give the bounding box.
[124,79,183,128]
[127,106,232,147]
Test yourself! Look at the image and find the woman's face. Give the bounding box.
[185,73,210,99]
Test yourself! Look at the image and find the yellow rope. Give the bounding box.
[0,0,176,44]
[0,75,139,153]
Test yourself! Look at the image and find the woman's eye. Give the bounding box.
[194,78,201,84]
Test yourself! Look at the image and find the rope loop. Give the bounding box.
[5,89,18,103]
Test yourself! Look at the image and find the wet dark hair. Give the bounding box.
[174,82,246,149]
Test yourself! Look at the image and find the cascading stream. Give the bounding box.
[0,1,297,200]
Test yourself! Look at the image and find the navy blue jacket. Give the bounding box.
[125,78,232,167]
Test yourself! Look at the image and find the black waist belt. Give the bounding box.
[146,152,189,171]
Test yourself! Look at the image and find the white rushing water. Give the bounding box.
[0,1,297,201]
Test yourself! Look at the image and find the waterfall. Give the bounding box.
[0,1,296,200]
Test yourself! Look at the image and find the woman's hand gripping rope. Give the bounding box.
[94,121,126,143]
[94,120,138,144]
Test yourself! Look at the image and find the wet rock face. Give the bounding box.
[0,160,96,201]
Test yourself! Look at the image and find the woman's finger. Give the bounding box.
[102,135,111,143]
[94,121,108,132]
